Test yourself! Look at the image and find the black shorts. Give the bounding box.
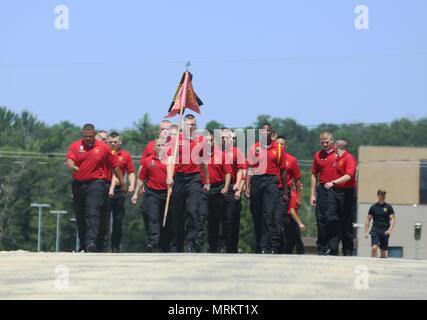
[370,229,389,250]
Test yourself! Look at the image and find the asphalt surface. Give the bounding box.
[0,251,426,299]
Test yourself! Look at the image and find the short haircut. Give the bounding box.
[169,124,178,130]
[160,120,171,125]
[320,131,333,139]
[184,114,196,120]
[276,135,287,141]
[259,122,272,130]
[83,123,95,131]
[109,131,120,138]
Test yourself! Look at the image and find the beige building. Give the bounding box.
[357,146,427,259]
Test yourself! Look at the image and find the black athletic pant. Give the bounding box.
[222,186,242,253]
[197,183,225,252]
[72,179,107,251]
[315,185,340,255]
[140,187,171,251]
[250,175,281,253]
[335,188,356,255]
[275,188,289,253]
[284,217,305,254]
[110,186,126,250]
[169,173,203,252]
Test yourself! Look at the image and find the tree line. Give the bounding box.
[1,106,427,252]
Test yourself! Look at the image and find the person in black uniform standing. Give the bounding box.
[364,190,396,258]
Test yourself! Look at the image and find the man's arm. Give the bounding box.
[131,179,145,204]
[385,214,396,236]
[290,208,305,231]
[245,168,253,198]
[295,179,302,206]
[201,162,210,192]
[310,174,317,206]
[66,159,79,173]
[222,173,231,194]
[364,214,372,239]
[128,172,136,193]
[325,174,351,189]
[112,167,126,195]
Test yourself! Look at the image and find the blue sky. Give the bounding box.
[1,0,426,131]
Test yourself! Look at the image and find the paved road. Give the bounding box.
[0,251,426,299]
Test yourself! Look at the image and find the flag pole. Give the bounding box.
[163,68,190,227]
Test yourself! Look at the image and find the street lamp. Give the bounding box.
[50,210,67,252]
[30,203,50,252]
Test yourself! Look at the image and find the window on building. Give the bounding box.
[420,160,427,205]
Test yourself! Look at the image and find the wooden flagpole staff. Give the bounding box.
[163,66,190,227]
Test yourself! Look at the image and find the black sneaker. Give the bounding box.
[86,243,97,253]
[146,245,155,253]
[343,250,353,256]
[112,247,120,253]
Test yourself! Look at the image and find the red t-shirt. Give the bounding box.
[167,133,205,174]
[139,155,168,191]
[247,141,286,179]
[66,139,118,181]
[223,146,247,184]
[105,149,135,182]
[312,149,340,184]
[139,140,156,166]
[285,152,301,187]
[288,190,299,215]
[201,149,233,185]
[335,151,357,188]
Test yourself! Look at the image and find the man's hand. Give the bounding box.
[364,233,369,239]
[244,187,250,199]
[233,183,239,191]
[69,165,79,173]
[139,185,145,195]
[108,188,115,198]
[221,187,228,195]
[128,185,135,193]
[299,224,306,231]
[166,177,174,188]
[131,193,138,205]
[282,192,289,203]
[235,190,241,200]
[385,230,391,237]
[203,184,211,193]
[310,195,316,206]
[324,181,334,189]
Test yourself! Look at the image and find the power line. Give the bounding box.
[0,51,426,68]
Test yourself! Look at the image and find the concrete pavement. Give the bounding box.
[0,251,426,299]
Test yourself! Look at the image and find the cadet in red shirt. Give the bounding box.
[333,138,358,256]
[276,136,304,254]
[220,127,247,253]
[132,138,171,252]
[101,132,136,253]
[245,123,287,254]
[196,131,233,253]
[65,124,126,253]
[284,189,306,254]
[137,120,172,191]
[166,114,210,253]
[310,131,341,255]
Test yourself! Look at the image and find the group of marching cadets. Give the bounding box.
[66,116,357,255]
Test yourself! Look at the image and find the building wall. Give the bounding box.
[357,203,427,259]
[358,146,427,205]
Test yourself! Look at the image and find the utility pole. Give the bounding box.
[50,210,67,252]
[30,203,50,252]
[70,218,80,252]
